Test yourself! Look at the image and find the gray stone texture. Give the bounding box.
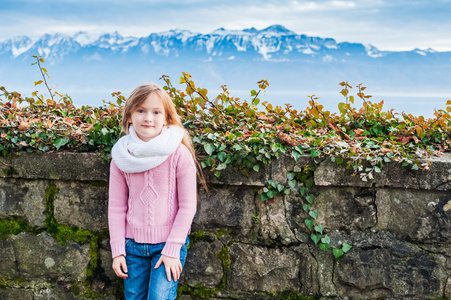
[182,240,224,288]
[100,248,116,282]
[309,245,337,297]
[33,283,116,300]
[298,244,320,296]
[228,243,301,292]
[376,188,451,243]
[204,163,267,186]
[9,152,109,181]
[0,155,13,178]
[314,187,377,231]
[0,237,19,278]
[0,288,34,299]
[334,247,447,299]
[192,185,254,236]
[9,232,90,281]
[54,181,108,231]
[256,195,298,245]
[283,192,311,244]
[0,178,47,227]
[315,153,451,190]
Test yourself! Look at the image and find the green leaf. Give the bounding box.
[304,219,314,231]
[303,204,311,213]
[291,150,301,162]
[309,209,318,220]
[288,180,296,188]
[100,127,109,135]
[53,137,69,150]
[308,209,318,220]
[319,243,330,253]
[310,234,321,245]
[204,143,215,155]
[342,242,352,253]
[306,194,315,204]
[333,248,344,259]
[217,152,227,162]
[321,235,330,244]
[299,186,308,196]
[267,190,277,198]
[216,163,227,170]
[310,149,321,158]
[375,166,381,173]
[253,164,260,172]
[232,144,242,151]
[277,184,284,192]
[286,172,295,180]
[293,165,302,173]
[314,224,323,235]
[248,138,261,143]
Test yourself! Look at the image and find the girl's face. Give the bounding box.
[129,93,166,142]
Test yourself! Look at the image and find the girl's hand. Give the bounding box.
[112,255,128,279]
[155,254,182,282]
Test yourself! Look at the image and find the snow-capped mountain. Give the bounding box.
[1,25,450,117]
[0,25,392,62]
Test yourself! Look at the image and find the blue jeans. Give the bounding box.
[123,236,189,300]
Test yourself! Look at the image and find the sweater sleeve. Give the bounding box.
[161,145,197,258]
[108,160,129,258]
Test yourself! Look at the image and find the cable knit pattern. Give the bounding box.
[124,173,134,225]
[108,143,197,259]
[167,153,176,224]
[111,125,184,173]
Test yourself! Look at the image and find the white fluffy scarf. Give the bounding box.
[111,125,184,173]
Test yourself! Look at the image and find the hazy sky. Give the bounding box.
[1,0,451,51]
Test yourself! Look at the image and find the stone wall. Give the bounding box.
[1,152,451,299]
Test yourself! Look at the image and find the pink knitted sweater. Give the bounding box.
[108,144,197,259]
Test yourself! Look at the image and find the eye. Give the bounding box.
[154,111,161,115]
[137,109,145,113]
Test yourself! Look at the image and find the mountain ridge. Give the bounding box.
[3,24,447,64]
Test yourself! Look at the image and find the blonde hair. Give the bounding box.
[122,83,207,190]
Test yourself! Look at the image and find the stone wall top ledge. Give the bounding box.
[314,153,451,190]
[7,152,110,181]
[4,152,451,190]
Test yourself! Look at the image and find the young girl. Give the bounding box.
[108,83,201,299]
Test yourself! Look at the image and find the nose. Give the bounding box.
[144,112,152,122]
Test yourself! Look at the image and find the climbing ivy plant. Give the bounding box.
[1,56,451,258]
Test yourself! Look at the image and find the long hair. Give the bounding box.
[121,83,207,191]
